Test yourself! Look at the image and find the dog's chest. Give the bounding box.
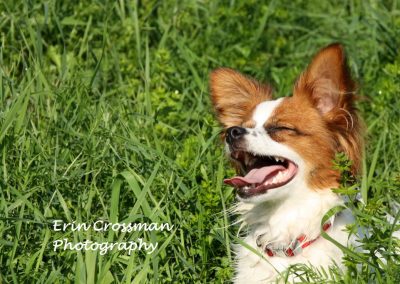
[233,210,354,283]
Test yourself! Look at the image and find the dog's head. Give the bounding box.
[210,44,363,203]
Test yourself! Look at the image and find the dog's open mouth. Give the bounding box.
[224,151,298,198]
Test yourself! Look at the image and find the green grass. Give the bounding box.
[0,0,399,283]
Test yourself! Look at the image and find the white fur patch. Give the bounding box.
[252,98,283,127]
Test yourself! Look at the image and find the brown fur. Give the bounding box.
[210,68,272,128]
[292,43,363,177]
[267,96,342,189]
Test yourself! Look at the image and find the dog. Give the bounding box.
[209,43,364,283]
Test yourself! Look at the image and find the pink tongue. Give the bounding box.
[224,165,285,188]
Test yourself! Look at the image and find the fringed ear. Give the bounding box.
[294,43,363,175]
[210,68,272,128]
[295,44,356,114]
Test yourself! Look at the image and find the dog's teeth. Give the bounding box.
[274,157,279,162]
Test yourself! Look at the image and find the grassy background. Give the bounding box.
[0,0,399,283]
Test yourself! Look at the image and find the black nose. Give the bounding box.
[226,126,247,144]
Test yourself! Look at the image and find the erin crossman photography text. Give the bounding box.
[52,220,174,255]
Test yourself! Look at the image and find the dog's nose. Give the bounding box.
[226,126,247,144]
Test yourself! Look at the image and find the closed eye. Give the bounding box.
[266,126,295,133]
[266,125,307,136]
[271,126,295,131]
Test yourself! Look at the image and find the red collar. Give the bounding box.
[264,222,332,257]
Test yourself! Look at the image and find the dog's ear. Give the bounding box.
[294,44,363,175]
[210,68,272,128]
[294,43,355,114]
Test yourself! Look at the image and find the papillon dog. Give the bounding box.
[210,44,363,283]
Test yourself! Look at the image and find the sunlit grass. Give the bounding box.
[0,0,399,282]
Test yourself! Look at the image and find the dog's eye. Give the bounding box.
[267,126,295,133]
[266,125,302,135]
